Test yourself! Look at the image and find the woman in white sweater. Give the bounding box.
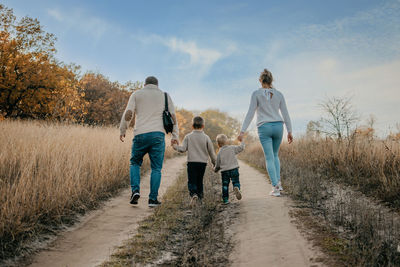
[238,69,293,197]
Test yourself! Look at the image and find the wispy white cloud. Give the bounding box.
[46,8,115,39]
[164,37,222,66]
[134,34,235,74]
[46,8,63,21]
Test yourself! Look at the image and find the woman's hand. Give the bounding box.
[237,132,245,142]
[287,133,293,144]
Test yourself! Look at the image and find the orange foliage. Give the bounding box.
[176,108,194,138]
[0,4,85,120]
[354,127,375,139]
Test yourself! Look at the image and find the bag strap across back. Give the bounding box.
[164,92,169,112]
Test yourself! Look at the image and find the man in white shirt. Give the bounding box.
[120,76,179,207]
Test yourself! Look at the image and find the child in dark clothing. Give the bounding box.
[173,116,216,205]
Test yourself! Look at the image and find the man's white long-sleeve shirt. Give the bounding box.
[119,84,179,139]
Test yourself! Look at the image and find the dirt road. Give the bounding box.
[28,156,186,267]
[27,157,321,267]
[229,160,322,267]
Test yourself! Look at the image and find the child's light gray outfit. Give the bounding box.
[173,130,216,165]
[214,142,245,172]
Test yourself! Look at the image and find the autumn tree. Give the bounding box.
[175,108,240,145]
[176,108,194,138]
[80,72,142,125]
[0,4,84,120]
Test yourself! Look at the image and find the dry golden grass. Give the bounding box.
[0,120,174,260]
[241,136,400,206]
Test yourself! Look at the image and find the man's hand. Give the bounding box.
[120,134,125,142]
[171,139,179,146]
[237,132,245,142]
[287,133,293,144]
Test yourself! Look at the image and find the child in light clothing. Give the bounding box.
[173,116,216,204]
[214,134,245,204]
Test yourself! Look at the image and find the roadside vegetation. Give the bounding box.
[240,135,400,266]
[242,136,400,208]
[102,167,236,267]
[0,120,175,262]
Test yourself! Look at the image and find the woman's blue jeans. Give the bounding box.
[257,122,283,187]
[130,131,165,200]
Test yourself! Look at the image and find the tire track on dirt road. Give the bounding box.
[229,160,323,267]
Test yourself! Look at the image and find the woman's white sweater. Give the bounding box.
[241,88,292,133]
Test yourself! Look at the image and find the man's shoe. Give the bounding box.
[148,198,161,207]
[130,190,140,205]
[233,186,242,200]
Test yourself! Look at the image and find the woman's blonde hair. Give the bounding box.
[260,69,273,86]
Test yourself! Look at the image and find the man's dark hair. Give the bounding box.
[145,76,158,86]
[192,116,205,129]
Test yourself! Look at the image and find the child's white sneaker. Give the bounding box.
[233,186,242,200]
[269,186,281,197]
[277,181,283,191]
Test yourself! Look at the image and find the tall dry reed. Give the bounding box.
[0,120,174,260]
[241,136,400,207]
[281,137,400,207]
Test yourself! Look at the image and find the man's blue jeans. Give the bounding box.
[130,131,165,200]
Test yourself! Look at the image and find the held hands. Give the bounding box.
[237,132,245,142]
[120,134,125,142]
[287,133,293,144]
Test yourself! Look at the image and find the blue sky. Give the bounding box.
[4,0,400,135]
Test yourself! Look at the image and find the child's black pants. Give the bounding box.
[187,162,207,198]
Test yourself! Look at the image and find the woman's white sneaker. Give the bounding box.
[269,186,281,197]
[277,181,283,191]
